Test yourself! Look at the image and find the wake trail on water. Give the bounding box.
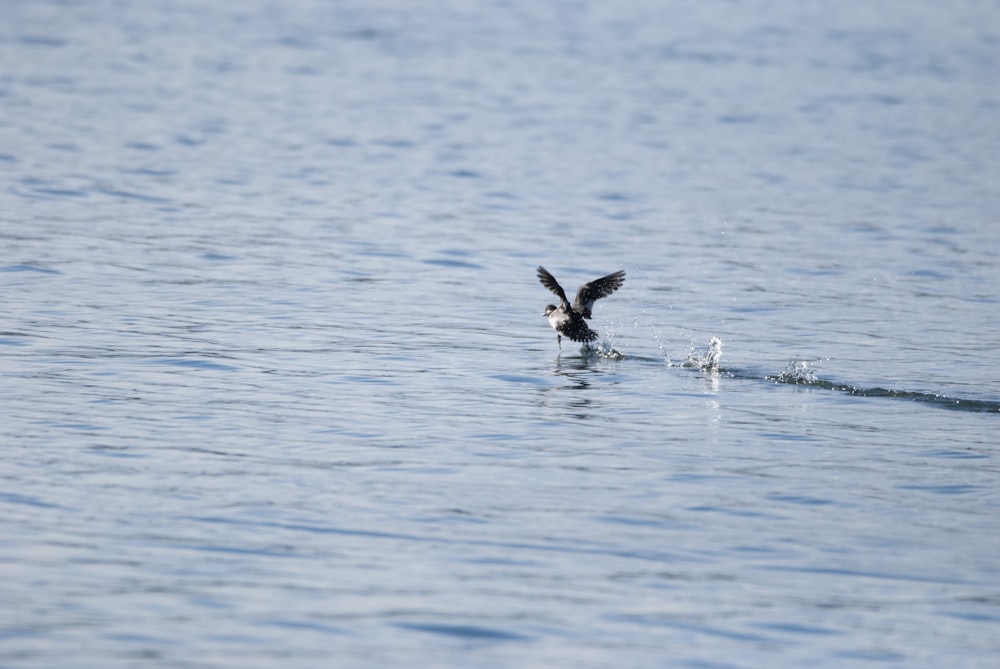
[584,328,1000,414]
[760,360,1000,414]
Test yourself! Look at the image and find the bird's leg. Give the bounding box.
[557,334,562,349]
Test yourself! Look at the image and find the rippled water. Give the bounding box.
[2,1,999,667]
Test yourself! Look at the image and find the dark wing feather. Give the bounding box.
[574,270,625,318]
[561,313,600,342]
[537,266,570,307]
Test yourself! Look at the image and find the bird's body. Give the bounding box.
[537,266,625,348]
[543,303,599,344]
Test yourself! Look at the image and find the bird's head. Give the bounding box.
[542,304,557,317]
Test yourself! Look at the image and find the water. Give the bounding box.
[2,1,999,667]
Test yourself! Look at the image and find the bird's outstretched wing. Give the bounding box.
[537,266,570,307]
[574,270,625,319]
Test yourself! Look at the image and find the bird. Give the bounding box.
[537,266,625,348]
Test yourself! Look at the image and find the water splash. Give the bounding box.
[637,317,672,364]
[773,360,819,384]
[682,336,723,371]
[574,337,624,360]
[596,343,626,360]
[591,321,626,360]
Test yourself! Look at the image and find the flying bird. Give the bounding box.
[537,266,625,348]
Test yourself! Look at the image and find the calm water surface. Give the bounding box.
[2,1,999,667]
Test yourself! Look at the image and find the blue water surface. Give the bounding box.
[2,1,999,667]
